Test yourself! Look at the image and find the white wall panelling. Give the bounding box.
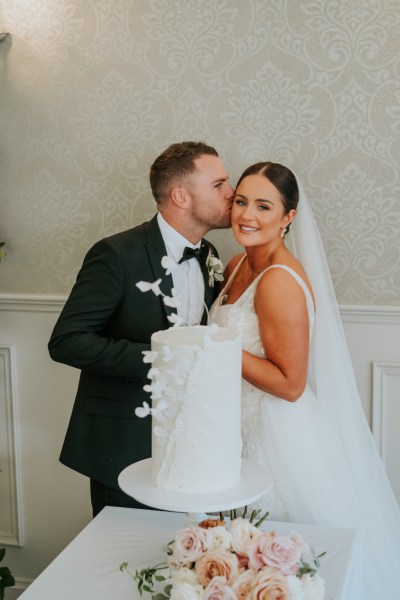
[0,299,91,597]
[0,295,399,597]
[0,343,23,546]
[372,362,400,504]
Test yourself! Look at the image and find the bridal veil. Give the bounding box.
[287,175,400,598]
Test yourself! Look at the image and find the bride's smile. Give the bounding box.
[239,225,259,232]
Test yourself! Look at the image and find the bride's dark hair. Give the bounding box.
[236,162,299,233]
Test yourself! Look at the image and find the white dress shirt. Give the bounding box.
[157,213,205,325]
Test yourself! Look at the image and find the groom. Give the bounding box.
[48,141,234,516]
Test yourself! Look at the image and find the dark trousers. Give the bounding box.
[90,479,158,518]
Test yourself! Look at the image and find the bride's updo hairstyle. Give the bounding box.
[236,162,299,234]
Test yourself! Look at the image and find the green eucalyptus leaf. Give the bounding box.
[164,583,173,596]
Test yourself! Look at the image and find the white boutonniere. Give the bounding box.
[205,251,224,288]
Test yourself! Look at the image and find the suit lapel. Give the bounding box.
[144,216,176,322]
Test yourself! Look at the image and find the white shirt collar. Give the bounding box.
[157,213,200,262]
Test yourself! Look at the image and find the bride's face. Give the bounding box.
[231,174,292,247]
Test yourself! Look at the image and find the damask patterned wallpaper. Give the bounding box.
[0,0,399,304]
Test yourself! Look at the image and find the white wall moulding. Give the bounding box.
[0,345,23,546]
[340,305,400,325]
[0,294,66,313]
[1,296,400,321]
[372,362,400,505]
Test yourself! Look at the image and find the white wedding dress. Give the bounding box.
[209,256,400,599]
[209,258,362,524]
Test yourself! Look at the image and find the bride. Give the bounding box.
[209,162,400,599]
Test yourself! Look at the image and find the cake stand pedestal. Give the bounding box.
[118,458,272,524]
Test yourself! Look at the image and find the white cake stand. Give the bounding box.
[118,458,272,524]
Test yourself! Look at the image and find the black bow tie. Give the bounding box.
[179,244,209,265]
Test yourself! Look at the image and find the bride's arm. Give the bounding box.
[241,269,310,402]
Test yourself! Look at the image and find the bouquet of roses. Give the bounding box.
[121,512,326,600]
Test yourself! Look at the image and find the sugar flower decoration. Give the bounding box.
[135,401,151,418]
[167,313,185,327]
[163,289,181,308]
[136,279,162,295]
[161,255,178,275]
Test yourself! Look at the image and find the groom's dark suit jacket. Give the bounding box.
[48,215,220,489]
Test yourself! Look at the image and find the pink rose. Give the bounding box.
[232,569,254,600]
[195,548,239,587]
[252,567,289,600]
[248,531,303,575]
[172,526,209,565]
[203,576,237,600]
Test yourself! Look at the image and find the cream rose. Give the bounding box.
[285,575,306,600]
[232,569,254,600]
[230,517,262,554]
[251,567,289,600]
[207,526,233,551]
[172,526,208,565]
[195,548,239,587]
[301,573,326,600]
[248,531,303,575]
[203,576,237,600]
[170,580,203,600]
[171,566,199,587]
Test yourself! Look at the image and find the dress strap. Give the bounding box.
[218,254,247,304]
[219,258,315,328]
[259,264,315,328]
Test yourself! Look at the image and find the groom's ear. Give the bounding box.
[170,186,190,209]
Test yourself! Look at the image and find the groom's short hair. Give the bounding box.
[150,141,218,204]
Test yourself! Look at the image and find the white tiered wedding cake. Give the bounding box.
[143,324,242,493]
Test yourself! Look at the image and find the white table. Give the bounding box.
[19,506,363,599]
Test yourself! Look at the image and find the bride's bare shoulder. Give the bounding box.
[259,254,315,308]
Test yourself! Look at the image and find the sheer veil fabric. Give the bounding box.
[210,175,400,599]
[287,178,400,597]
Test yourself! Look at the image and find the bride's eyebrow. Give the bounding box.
[256,198,274,205]
[235,193,275,205]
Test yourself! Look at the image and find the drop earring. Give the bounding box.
[280,227,287,239]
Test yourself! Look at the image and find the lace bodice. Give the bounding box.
[209,256,315,357]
